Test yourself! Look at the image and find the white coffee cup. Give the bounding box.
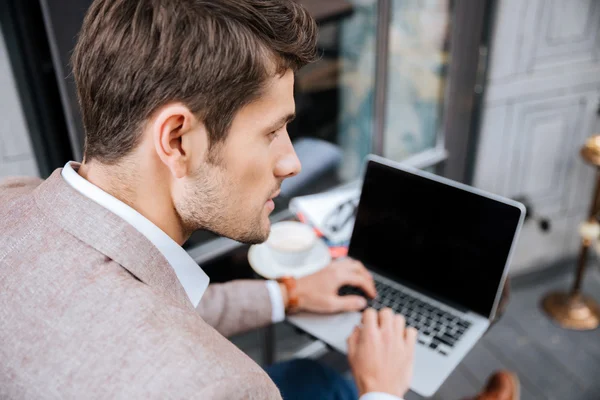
[266,221,317,267]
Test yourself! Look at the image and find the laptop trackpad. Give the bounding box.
[287,311,362,354]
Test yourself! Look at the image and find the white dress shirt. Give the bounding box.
[61,162,401,400]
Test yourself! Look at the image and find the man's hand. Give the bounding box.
[290,258,377,313]
[348,308,417,398]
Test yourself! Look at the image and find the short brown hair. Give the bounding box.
[72,0,318,164]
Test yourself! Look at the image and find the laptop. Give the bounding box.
[287,154,525,397]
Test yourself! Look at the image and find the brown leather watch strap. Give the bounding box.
[277,276,299,312]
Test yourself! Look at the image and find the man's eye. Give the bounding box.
[269,126,284,140]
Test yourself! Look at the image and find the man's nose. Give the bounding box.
[275,141,301,179]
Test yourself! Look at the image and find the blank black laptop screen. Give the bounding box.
[348,160,523,318]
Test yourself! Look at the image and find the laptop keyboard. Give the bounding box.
[339,280,472,356]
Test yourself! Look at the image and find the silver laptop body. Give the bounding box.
[288,155,526,397]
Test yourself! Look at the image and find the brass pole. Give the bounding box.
[572,169,600,295]
[541,136,600,330]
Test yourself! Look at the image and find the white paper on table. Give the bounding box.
[289,186,361,244]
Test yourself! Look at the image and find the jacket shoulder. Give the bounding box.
[0,176,43,203]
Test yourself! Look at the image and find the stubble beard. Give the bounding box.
[175,165,270,244]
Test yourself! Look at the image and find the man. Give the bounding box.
[0,1,518,399]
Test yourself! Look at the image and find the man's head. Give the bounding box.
[72,0,317,243]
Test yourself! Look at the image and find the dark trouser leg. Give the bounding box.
[265,358,358,400]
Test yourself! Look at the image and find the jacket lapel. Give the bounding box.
[34,169,193,309]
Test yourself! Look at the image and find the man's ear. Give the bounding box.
[151,103,208,179]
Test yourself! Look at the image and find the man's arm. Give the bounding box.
[195,280,274,337]
[195,258,377,336]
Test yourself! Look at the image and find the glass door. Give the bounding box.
[382,0,450,166]
[334,0,491,181]
[337,0,451,180]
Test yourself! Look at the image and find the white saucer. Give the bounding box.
[248,239,331,279]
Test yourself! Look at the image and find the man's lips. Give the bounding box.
[269,189,281,201]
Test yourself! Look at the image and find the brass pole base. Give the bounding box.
[542,292,600,330]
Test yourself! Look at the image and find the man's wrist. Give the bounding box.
[278,282,289,309]
[359,378,407,399]
[359,393,404,400]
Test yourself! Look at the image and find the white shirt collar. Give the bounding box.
[61,161,209,307]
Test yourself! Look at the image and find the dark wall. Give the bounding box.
[40,0,93,161]
[0,0,75,176]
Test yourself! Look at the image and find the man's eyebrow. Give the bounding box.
[266,113,296,132]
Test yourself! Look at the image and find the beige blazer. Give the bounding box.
[0,170,282,399]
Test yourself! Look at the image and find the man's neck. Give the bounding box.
[77,160,188,245]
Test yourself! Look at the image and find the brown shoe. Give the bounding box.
[472,370,520,400]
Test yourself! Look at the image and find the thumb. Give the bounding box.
[347,325,360,357]
[334,295,368,312]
